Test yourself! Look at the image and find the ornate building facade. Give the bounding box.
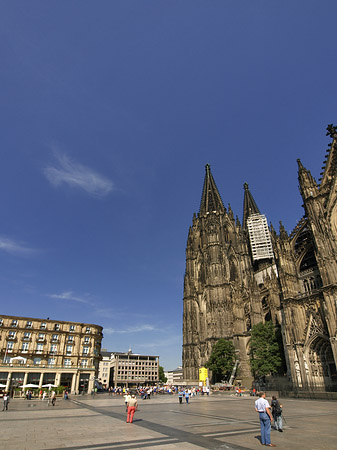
[182,125,337,391]
[0,314,103,394]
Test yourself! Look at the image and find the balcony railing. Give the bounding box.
[0,362,96,370]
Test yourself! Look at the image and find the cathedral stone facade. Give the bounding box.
[182,125,337,392]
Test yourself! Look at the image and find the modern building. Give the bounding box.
[97,349,159,388]
[97,349,113,389]
[182,125,337,392]
[0,314,103,394]
[164,366,183,385]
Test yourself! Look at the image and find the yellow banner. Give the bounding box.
[199,367,208,382]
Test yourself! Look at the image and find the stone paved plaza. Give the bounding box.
[1,392,336,450]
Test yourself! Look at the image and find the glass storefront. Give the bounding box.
[42,373,56,385]
[79,373,90,393]
[27,373,41,384]
[60,373,73,390]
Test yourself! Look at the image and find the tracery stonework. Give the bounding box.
[182,127,337,391]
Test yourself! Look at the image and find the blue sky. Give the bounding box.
[0,1,336,370]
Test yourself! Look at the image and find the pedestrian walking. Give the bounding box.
[2,393,9,411]
[51,390,56,406]
[126,394,138,423]
[178,389,183,404]
[124,392,131,411]
[255,391,276,447]
[185,389,190,404]
[271,396,283,432]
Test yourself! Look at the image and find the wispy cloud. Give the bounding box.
[0,237,36,256]
[137,336,182,349]
[43,151,114,197]
[47,291,93,305]
[94,308,151,320]
[104,325,157,335]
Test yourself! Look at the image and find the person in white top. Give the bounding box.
[254,391,275,447]
[124,392,131,412]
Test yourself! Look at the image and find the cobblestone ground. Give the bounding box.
[1,392,336,449]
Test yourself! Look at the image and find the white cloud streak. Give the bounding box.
[137,336,182,349]
[43,152,114,197]
[104,325,157,335]
[0,237,36,256]
[47,291,93,305]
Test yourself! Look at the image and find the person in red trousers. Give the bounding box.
[126,394,138,423]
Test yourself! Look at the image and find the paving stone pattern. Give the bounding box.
[1,393,336,449]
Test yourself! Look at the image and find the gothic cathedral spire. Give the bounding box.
[242,182,261,229]
[199,164,225,215]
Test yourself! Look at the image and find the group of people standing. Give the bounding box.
[255,391,283,447]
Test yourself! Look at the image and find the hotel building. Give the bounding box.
[0,314,103,394]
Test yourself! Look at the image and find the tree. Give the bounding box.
[249,321,282,379]
[205,338,236,383]
[158,366,167,383]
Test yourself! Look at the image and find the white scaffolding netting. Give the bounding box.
[247,213,274,261]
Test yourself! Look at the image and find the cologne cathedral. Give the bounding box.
[182,125,337,391]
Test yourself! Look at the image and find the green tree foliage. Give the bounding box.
[158,365,167,383]
[250,321,282,378]
[205,338,236,382]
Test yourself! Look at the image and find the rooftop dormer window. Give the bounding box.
[11,320,18,327]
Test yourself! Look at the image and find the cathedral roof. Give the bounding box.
[199,164,225,214]
[242,182,261,229]
[318,124,337,191]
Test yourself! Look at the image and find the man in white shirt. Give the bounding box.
[255,392,276,447]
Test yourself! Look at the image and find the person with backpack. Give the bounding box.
[271,396,283,432]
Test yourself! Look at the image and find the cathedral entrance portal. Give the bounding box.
[306,337,337,391]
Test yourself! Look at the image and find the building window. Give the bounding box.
[66,345,72,356]
[40,322,47,330]
[67,336,74,343]
[81,359,88,367]
[85,327,91,334]
[36,343,43,353]
[54,323,60,331]
[34,357,41,365]
[22,342,29,352]
[50,344,57,354]
[82,346,89,355]
[48,358,56,366]
[64,358,71,367]
[69,324,75,332]
[26,321,33,328]
[23,332,31,340]
[84,336,90,344]
[0,318,3,326]
[11,320,18,327]
[52,334,59,342]
[6,342,14,352]
[38,333,45,341]
[8,331,16,339]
